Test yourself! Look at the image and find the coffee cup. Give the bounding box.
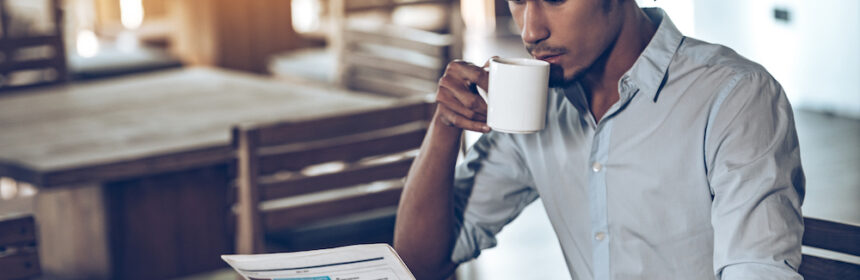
[476,57,550,134]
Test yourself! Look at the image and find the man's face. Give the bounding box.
[509,0,624,85]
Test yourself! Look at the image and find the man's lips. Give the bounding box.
[535,53,564,64]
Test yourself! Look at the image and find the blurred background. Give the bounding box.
[0,0,857,279]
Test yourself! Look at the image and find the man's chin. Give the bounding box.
[548,64,565,87]
[549,77,566,88]
[548,65,578,88]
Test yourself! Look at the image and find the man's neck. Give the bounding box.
[581,5,657,122]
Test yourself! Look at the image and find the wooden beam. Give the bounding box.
[803,217,860,256]
[261,157,413,200]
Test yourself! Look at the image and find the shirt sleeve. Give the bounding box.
[450,131,539,264]
[705,71,805,279]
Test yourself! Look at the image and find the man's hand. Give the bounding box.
[435,59,492,133]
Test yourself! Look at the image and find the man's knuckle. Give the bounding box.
[439,76,453,88]
[468,98,481,109]
[450,117,461,127]
[445,62,459,73]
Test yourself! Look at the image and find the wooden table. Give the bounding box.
[0,68,398,279]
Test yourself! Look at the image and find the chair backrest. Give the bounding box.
[0,214,40,279]
[799,217,860,280]
[0,0,67,92]
[233,99,435,254]
[329,0,462,97]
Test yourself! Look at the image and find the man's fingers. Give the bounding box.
[436,87,486,121]
[432,59,499,133]
[446,60,486,88]
[439,74,488,115]
[438,106,491,133]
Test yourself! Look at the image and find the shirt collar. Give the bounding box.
[621,8,685,102]
[562,8,685,108]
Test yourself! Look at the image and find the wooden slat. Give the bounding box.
[0,36,63,49]
[344,51,442,81]
[0,58,64,74]
[799,254,860,280]
[347,67,439,97]
[803,217,860,256]
[262,185,403,231]
[252,100,430,146]
[344,0,453,12]
[261,156,414,200]
[348,76,430,97]
[0,216,36,247]
[345,25,451,57]
[0,250,41,279]
[258,125,426,174]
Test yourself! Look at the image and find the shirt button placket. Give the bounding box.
[589,119,613,280]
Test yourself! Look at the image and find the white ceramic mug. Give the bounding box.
[476,57,550,134]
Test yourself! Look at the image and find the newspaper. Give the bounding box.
[222,244,415,280]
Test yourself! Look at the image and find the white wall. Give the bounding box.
[692,0,860,118]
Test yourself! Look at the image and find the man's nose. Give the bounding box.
[521,1,549,45]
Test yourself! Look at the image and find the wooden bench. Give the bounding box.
[799,217,860,279]
[232,98,434,254]
[0,215,40,280]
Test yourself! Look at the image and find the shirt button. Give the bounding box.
[595,232,606,241]
[592,162,602,172]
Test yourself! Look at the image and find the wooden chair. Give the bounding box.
[329,0,463,97]
[0,214,40,280]
[232,99,435,254]
[799,217,860,279]
[0,0,66,92]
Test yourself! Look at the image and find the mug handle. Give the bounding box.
[475,85,489,103]
[474,64,491,103]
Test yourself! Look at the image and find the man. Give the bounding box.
[393,0,805,279]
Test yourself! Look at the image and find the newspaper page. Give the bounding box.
[222,244,415,280]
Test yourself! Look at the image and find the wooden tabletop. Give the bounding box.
[0,68,398,187]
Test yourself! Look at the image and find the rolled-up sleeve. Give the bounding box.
[706,71,805,279]
[450,131,538,264]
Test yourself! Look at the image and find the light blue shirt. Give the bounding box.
[450,8,804,280]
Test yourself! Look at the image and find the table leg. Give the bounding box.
[35,183,111,279]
